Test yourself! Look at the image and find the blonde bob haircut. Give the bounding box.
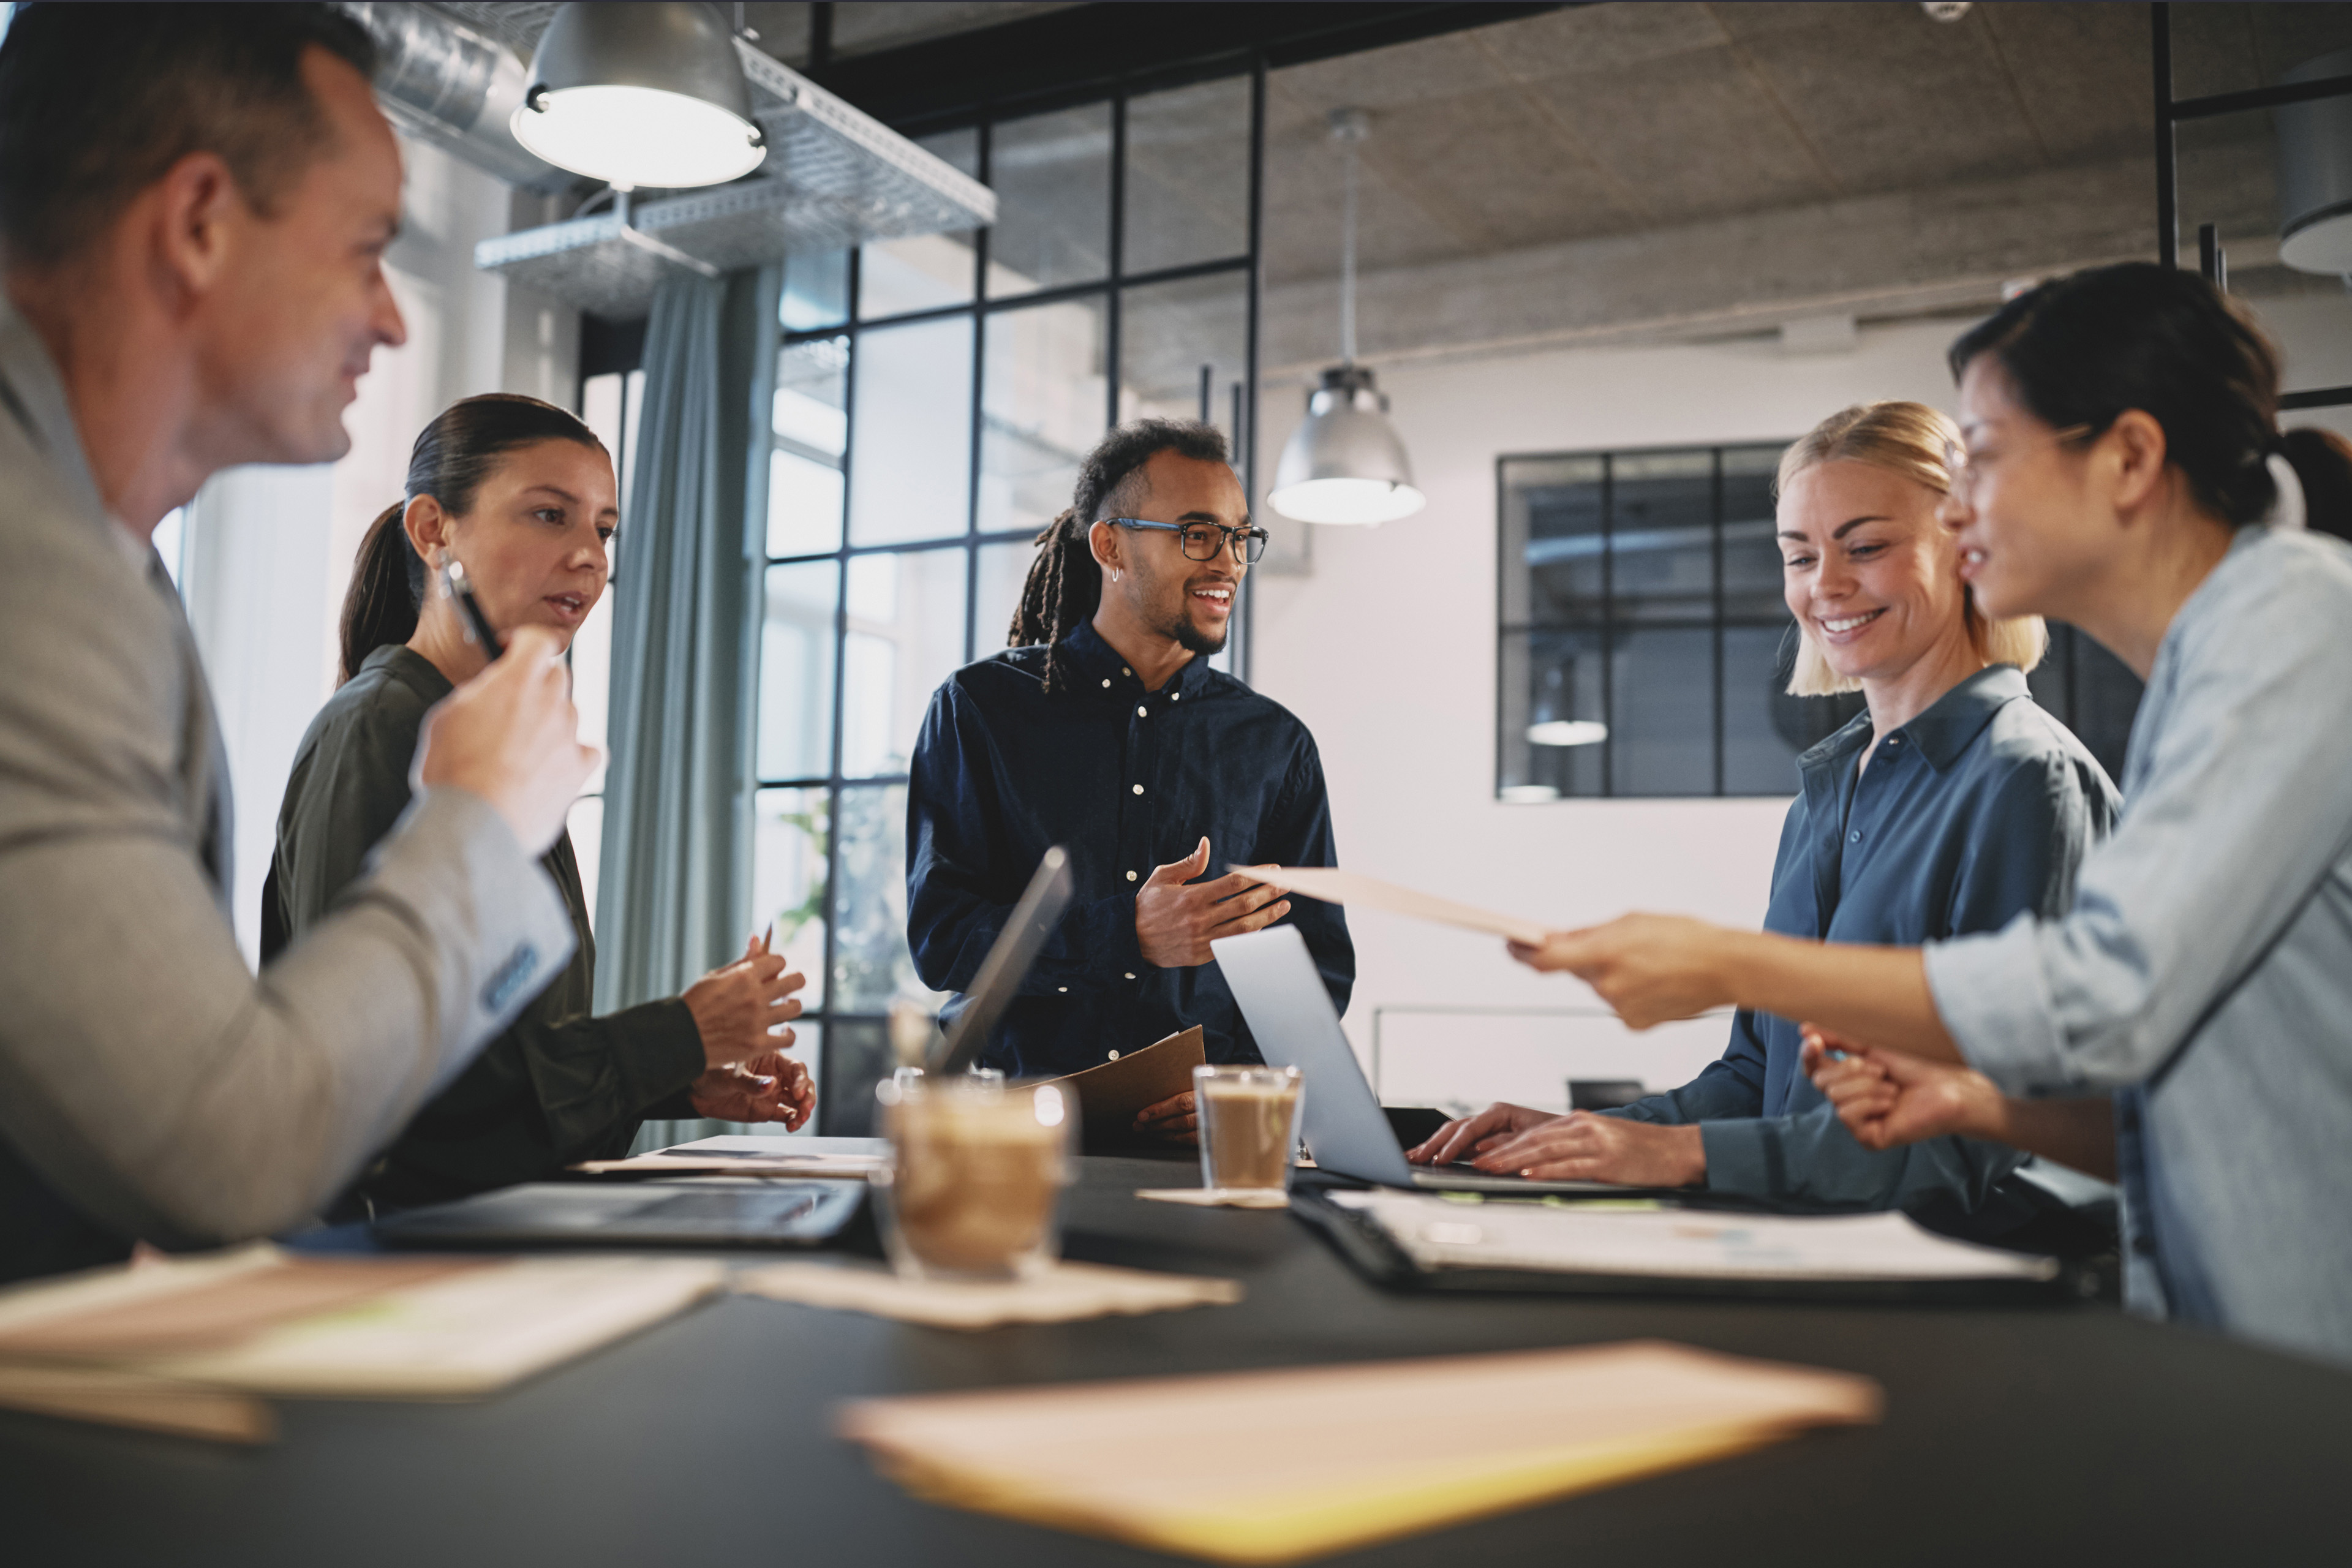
[1777,400,2046,698]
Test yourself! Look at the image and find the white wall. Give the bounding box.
[184,134,578,963]
[1246,287,2352,1112]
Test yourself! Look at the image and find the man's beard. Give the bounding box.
[1157,605,1229,657]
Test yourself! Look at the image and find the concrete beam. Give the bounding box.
[1261,143,2274,381]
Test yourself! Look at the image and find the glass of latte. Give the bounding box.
[1193,1064,1305,1198]
[873,1076,1073,1281]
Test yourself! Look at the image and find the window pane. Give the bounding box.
[753,786,830,1012]
[1609,627,1715,797]
[1505,455,1605,627]
[1501,628,1607,801]
[1721,445,1784,620]
[1118,271,1248,434]
[1723,624,1845,796]
[973,538,1037,659]
[980,296,1106,537]
[1125,76,1251,274]
[987,103,1111,296]
[829,783,918,1012]
[860,129,978,318]
[771,337,847,557]
[819,1017,889,1137]
[1608,450,1714,627]
[848,317,974,546]
[758,560,839,782]
[783,249,850,331]
[840,547,968,779]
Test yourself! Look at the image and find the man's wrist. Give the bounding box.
[1668,1123,1706,1186]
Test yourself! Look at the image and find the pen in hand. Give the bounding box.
[440,557,504,659]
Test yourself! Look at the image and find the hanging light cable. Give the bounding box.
[1268,108,1427,527]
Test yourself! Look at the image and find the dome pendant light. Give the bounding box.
[511,2,766,192]
[1270,108,1426,527]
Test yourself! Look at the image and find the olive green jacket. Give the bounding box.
[264,646,703,1214]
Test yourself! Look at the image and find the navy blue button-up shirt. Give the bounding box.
[906,620,1353,1078]
[1614,665,2119,1231]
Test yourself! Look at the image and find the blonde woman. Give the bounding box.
[1411,402,2117,1237]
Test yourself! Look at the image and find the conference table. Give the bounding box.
[6,1153,2348,1566]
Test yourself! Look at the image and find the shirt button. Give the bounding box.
[1101,678,1111,688]
[1132,784,1144,795]
[1122,667,1131,676]
[1137,705,1148,717]
[1126,870,1138,881]
[1124,972,1136,980]
[1057,986,1068,993]
[1108,1049,1121,1061]
[1171,692,1180,701]
[1848,829,1862,843]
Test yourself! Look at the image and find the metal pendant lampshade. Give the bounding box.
[2278,48,2352,274]
[511,2,765,190]
[1269,108,1426,527]
[1269,366,1426,525]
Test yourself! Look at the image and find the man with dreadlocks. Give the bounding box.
[906,420,1352,1140]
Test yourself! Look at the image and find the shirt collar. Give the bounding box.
[1060,618,1213,697]
[0,290,110,527]
[1795,663,2030,779]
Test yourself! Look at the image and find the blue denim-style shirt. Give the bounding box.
[1615,665,2119,1234]
[1929,526,2352,1365]
[906,620,1353,1078]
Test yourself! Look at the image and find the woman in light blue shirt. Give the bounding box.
[1515,263,2352,1366]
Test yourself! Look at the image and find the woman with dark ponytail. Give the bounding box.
[1509,263,2352,1366]
[265,394,813,1217]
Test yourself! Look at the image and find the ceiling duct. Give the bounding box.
[412,2,993,320]
[340,2,570,192]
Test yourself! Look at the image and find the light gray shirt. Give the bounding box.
[1928,525,2352,1366]
[0,294,577,1281]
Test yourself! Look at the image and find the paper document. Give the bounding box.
[576,1134,889,1177]
[0,1243,726,1436]
[1329,1191,2059,1282]
[838,1339,1880,1564]
[1243,865,1550,945]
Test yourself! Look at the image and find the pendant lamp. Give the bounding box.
[1269,109,1426,526]
[511,2,766,191]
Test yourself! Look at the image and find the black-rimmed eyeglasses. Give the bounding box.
[1108,518,1270,564]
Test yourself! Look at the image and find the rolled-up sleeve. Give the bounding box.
[1929,568,2352,1095]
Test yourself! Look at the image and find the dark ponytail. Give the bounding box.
[336,392,608,684]
[1948,262,2352,535]
[1006,417,1229,693]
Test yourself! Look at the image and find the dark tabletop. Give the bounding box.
[6,1155,2349,1567]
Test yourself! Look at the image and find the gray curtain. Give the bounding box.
[594,266,780,1148]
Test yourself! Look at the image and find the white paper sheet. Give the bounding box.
[1329,1191,2059,1281]
[1240,865,1551,945]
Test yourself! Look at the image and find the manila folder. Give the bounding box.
[1049,1026,1205,1149]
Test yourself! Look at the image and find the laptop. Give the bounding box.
[1212,924,1676,1197]
[375,1178,865,1249]
[377,848,1079,1249]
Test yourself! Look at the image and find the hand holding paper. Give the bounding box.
[1240,865,1550,945]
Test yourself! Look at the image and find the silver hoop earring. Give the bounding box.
[1111,571,1121,582]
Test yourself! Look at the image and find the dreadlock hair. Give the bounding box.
[1008,418,1231,693]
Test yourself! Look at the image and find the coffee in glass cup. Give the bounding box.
[874,1076,1073,1281]
[1194,1064,1305,1197]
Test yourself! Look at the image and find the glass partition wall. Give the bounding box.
[756,74,1265,1132]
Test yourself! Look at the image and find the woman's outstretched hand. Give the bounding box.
[1506,913,1735,1028]
[1800,1025,2002,1150]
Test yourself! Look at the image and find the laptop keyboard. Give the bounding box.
[628,1189,822,1230]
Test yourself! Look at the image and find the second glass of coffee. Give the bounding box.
[1193,1064,1305,1197]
